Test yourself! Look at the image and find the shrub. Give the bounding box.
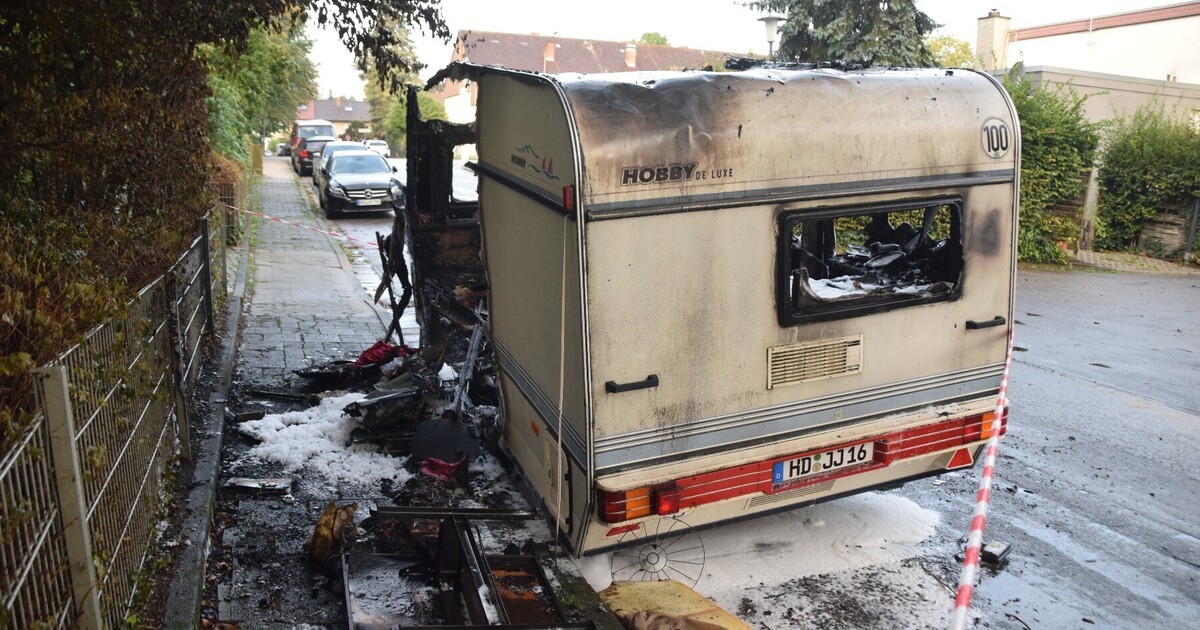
[1003,69,1100,264]
[1097,102,1200,251]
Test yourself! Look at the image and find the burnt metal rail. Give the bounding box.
[343,507,592,629]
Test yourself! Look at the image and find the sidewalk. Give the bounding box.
[1072,249,1200,274]
[204,157,392,627]
[237,158,389,390]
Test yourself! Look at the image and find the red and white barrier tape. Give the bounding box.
[949,327,1014,630]
[227,204,378,248]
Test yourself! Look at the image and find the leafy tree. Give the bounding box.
[1003,68,1100,263]
[925,34,973,68]
[203,23,318,160]
[378,89,447,150]
[359,23,447,151]
[0,0,449,445]
[344,120,369,141]
[1097,102,1200,252]
[752,0,938,66]
[639,32,669,46]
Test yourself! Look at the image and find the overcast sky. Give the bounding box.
[306,0,1176,99]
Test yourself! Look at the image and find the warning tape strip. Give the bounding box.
[949,327,1014,630]
[226,204,379,248]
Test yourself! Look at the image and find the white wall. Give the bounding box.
[1008,15,1200,84]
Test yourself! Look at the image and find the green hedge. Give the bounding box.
[1004,70,1100,264]
[1097,102,1200,252]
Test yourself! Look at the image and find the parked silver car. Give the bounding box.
[311,141,368,184]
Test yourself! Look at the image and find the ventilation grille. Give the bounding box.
[747,479,836,508]
[767,335,863,389]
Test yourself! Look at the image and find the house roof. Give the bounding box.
[295,98,372,123]
[1010,1,1200,41]
[452,30,739,75]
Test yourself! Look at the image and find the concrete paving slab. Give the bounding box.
[202,157,391,627]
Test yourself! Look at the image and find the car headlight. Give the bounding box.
[389,183,402,198]
[329,184,348,199]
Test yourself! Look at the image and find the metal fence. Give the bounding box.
[1,203,232,628]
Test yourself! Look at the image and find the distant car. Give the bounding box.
[291,135,336,175]
[275,143,289,156]
[311,141,367,184]
[289,119,336,156]
[317,150,404,218]
[364,139,390,158]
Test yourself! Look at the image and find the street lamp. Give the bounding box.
[758,15,785,60]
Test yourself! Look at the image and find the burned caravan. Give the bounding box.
[429,63,1018,554]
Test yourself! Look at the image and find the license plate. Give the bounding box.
[356,199,382,206]
[773,442,874,485]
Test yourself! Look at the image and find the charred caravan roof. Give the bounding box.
[444,63,1019,219]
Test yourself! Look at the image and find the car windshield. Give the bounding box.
[323,145,358,160]
[330,154,390,174]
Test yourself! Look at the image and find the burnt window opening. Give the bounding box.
[777,199,964,325]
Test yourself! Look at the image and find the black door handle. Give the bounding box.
[966,316,1006,330]
[605,375,659,393]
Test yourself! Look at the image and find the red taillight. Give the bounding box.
[599,487,650,523]
[562,185,576,215]
[300,149,310,158]
[654,487,681,516]
[596,411,1009,523]
[598,485,683,523]
[961,407,1009,443]
[981,406,1009,440]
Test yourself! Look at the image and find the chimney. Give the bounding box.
[544,41,555,63]
[625,43,637,69]
[976,10,1011,71]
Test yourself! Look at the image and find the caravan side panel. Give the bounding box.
[474,74,590,542]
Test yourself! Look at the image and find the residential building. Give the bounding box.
[295,97,373,138]
[436,30,743,124]
[976,3,1200,123]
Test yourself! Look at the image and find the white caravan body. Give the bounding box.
[461,64,1018,554]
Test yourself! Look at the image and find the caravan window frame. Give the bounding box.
[776,197,965,326]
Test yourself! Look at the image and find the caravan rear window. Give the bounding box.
[777,199,964,325]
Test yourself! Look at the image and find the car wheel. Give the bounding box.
[325,204,340,219]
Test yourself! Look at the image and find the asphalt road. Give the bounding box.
[972,270,1200,627]
[719,269,1200,629]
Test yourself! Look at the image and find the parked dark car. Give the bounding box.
[317,150,404,218]
[291,135,336,175]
